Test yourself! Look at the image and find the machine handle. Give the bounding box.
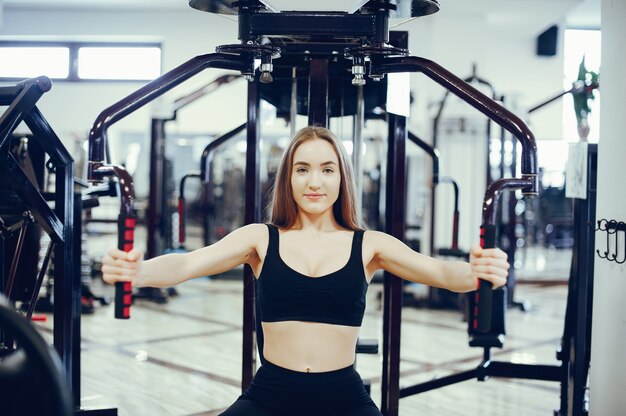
[473,224,497,332]
[115,214,136,319]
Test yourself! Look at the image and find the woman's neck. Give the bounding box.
[294,211,340,233]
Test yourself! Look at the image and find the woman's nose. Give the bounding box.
[308,172,321,189]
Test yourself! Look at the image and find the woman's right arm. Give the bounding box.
[101,223,266,288]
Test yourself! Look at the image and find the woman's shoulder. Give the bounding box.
[230,223,270,241]
[362,229,399,250]
[362,229,387,240]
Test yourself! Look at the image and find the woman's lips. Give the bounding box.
[304,194,324,200]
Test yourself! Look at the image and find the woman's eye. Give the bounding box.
[296,168,308,173]
[323,168,334,174]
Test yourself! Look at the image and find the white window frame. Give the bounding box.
[0,41,162,82]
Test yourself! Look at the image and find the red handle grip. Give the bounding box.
[115,215,136,319]
[473,224,496,333]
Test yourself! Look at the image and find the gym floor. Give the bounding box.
[37,239,572,416]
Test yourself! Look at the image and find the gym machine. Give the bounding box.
[84,3,542,416]
[0,77,117,414]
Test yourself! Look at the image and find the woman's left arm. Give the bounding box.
[365,230,509,293]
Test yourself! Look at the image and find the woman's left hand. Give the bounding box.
[469,245,510,289]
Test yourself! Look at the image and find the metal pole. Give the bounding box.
[568,144,596,416]
[381,113,407,416]
[242,80,261,391]
[353,85,364,217]
[147,119,166,259]
[53,160,76,406]
[291,67,298,137]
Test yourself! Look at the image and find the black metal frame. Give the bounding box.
[557,144,596,416]
[0,77,79,408]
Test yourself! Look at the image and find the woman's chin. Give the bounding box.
[299,204,331,215]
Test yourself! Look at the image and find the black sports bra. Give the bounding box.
[257,224,368,327]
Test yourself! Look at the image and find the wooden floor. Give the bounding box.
[36,245,573,416]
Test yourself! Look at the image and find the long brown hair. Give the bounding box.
[267,126,363,230]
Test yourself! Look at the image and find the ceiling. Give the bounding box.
[2,0,601,29]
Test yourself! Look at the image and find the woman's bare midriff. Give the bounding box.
[261,320,359,373]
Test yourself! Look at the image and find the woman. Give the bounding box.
[102,126,509,416]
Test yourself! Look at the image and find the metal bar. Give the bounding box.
[381,113,407,416]
[172,74,241,112]
[400,368,477,397]
[353,85,364,217]
[488,362,564,382]
[26,241,55,320]
[0,84,23,105]
[567,144,597,416]
[178,172,201,246]
[52,161,76,408]
[25,106,74,167]
[199,123,247,247]
[407,131,439,175]
[481,178,535,225]
[308,58,329,128]
[3,221,28,299]
[200,123,248,183]
[437,177,460,250]
[147,118,166,259]
[372,56,537,190]
[0,77,49,150]
[72,191,82,407]
[407,130,439,256]
[290,67,298,139]
[87,53,250,173]
[242,80,261,391]
[0,153,64,242]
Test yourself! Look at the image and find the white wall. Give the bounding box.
[1,6,248,154]
[589,1,626,414]
[404,11,566,142]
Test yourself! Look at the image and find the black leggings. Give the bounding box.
[219,360,382,416]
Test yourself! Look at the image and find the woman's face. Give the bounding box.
[290,138,341,216]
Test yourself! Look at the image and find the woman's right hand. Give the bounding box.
[101,248,143,285]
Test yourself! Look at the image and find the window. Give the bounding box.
[0,41,161,82]
[77,46,161,80]
[0,46,70,79]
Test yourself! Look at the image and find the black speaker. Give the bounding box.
[537,25,558,56]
